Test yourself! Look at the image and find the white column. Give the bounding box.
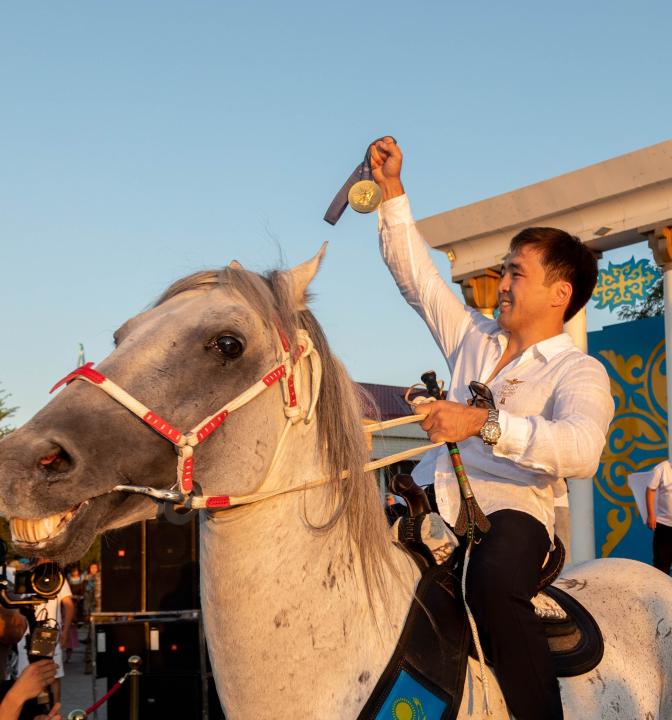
[664,266,672,456]
[564,307,596,564]
[647,228,672,457]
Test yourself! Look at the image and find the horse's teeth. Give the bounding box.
[9,501,87,544]
[11,512,67,543]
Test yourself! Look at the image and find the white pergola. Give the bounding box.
[416,139,672,563]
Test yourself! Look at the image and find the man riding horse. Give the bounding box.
[370,137,615,719]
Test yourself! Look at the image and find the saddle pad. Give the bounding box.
[470,584,604,678]
[543,585,604,677]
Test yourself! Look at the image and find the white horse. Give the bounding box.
[0,249,671,719]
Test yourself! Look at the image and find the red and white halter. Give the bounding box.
[50,327,323,511]
[50,322,442,514]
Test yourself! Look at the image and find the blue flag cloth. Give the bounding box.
[372,669,448,719]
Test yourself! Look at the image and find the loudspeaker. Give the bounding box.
[146,516,199,611]
[100,514,199,612]
[146,616,200,674]
[94,619,146,679]
[95,618,200,679]
[95,618,225,719]
[100,523,143,612]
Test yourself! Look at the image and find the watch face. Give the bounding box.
[481,421,501,445]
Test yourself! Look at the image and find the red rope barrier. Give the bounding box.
[83,674,127,717]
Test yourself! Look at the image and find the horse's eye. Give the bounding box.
[215,335,244,359]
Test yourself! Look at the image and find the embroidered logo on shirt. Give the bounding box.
[498,378,525,405]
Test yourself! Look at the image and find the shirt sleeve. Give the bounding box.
[58,577,73,601]
[378,194,472,366]
[648,462,668,490]
[493,354,614,479]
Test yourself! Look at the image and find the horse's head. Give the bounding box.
[0,247,330,560]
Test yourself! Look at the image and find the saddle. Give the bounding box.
[357,477,604,720]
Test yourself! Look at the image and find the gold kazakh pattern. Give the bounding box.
[592,257,660,311]
[596,339,667,556]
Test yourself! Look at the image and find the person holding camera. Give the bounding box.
[15,562,73,708]
[0,606,61,720]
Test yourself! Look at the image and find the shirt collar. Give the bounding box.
[491,330,574,362]
[533,333,575,361]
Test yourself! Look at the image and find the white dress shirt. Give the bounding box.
[648,460,672,527]
[379,194,614,543]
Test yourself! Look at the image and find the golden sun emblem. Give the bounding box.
[392,696,426,720]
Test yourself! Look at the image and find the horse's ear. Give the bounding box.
[229,260,244,270]
[288,242,327,310]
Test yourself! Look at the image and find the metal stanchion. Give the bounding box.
[128,655,142,720]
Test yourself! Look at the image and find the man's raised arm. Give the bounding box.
[370,137,474,366]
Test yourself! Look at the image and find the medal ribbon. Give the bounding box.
[323,155,372,225]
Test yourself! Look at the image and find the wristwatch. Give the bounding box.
[479,409,501,446]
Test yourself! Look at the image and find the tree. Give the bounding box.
[616,275,664,321]
[0,386,17,549]
[0,385,17,439]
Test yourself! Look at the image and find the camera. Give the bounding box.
[12,563,64,601]
[0,540,64,608]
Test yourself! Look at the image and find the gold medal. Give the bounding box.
[348,180,382,214]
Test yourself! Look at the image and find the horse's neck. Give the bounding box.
[199,456,418,719]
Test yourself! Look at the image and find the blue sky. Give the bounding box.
[2,1,670,426]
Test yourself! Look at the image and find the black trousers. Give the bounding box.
[653,522,672,574]
[464,510,563,720]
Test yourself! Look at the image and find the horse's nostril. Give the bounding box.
[38,446,72,474]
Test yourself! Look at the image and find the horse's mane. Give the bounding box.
[155,266,395,605]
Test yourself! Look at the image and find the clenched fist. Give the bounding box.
[369,137,405,201]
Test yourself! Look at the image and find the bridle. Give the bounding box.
[49,326,441,514]
[50,326,325,511]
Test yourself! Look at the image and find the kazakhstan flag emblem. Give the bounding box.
[392,696,426,719]
[373,669,447,719]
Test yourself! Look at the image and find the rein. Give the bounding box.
[50,328,440,513]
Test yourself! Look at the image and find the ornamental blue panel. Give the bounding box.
[592,257,660,311]
[588,315,667,562]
